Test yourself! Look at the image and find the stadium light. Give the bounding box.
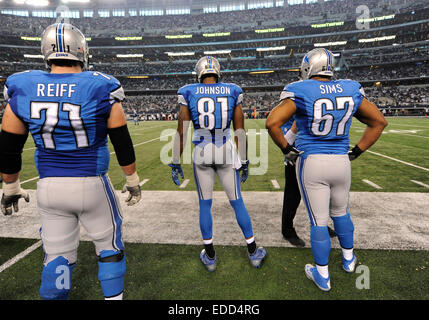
[249,70,275,75]
[24,54,44,58]
[14,0,49,6]
[357,14,395,23]
[204,50,231,55]
[311,21,344,28]
[127,76,149,79]
[115,36,142,41]
[165,35,192,39]
[61,0,90,3]
[116,54,144,58]
[21,36,42,41]
[256,46,286,52]
[358,35,396,43]
[165,52,195,56]
[255,27,285,33]
[314,41,347,47]
[203,32,231,37]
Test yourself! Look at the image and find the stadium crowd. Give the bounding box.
[1,0,426,37]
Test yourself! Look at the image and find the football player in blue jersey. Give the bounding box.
[133,109,139,125]
[169,56,266,271]
[0,23,141,300]
[281,118,336,246]
[266,48,387,291]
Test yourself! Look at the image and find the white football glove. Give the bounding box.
[1,179,30,215]
[121,172,141,206]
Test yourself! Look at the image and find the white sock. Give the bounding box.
[342,248,354,261]
[316,265,329,279]
[105,293,123,300]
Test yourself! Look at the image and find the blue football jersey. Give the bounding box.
[280,79,365,157]
[177,82,243,146]
[4,70,125,178]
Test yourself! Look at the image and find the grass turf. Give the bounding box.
[0,241,428,300]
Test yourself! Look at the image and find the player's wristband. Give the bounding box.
[350,145,363,158]
[281,144,294,155]
[125,172,140,188]
[2,179,21,196]
[284,130,297,145]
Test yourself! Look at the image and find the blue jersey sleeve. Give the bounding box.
[177,85,190,107]
[5,71,33,119]
[233,85,244,107]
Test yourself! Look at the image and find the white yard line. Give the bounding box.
[271,179,281,189]
[362,179,382,189]
[365,149,429,172]
[411,180,429,189]
[385,132,429,140]
[0,240,42,273]
[179,179,190,189]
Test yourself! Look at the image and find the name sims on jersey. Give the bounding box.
[37,83,76,98]
[320,84,343,94]
[195,86,231,95]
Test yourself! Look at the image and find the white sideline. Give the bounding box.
[0,240,42,273]
[362,179,382,189]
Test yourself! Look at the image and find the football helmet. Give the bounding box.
[300,48,335,80]
[195,56,221,82]
[41,22,89,70]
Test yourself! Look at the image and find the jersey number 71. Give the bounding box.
[30,101,89,149]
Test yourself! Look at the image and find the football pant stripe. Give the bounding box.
[100,175,124,251]
[297,157,317,226]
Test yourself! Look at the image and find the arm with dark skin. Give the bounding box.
[232,104,248,161]
[353,97,388,152]
[265,98,297,151]
[172,105,192,163]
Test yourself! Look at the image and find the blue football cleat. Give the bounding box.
[305,264,331,292]
[342,254,357,273]
[200,249,217,272]
[248,247,267,268]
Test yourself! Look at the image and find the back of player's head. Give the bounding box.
[41,22,89,70]
[195,56,221,83]
[300,48,335,80]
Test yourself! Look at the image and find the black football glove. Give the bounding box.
[282,144,304,166]
[348,145,363,161]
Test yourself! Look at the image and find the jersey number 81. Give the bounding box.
[197,97,228,130]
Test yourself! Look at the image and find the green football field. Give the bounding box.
[0,117,428,300]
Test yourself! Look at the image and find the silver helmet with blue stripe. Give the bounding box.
[195,56,221,82]
[300,48,335,80]
[41,22,89,70]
